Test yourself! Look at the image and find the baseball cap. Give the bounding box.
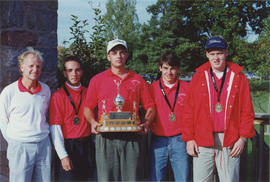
[205,36,227,50]
[107,39,128,54]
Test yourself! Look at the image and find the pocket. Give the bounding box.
[176,134,184,143]
[7,139,21,160]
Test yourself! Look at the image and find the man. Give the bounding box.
[49,56,95,181]
[84,38,155,181]
[0,47,51,182]
[182,36,255,182]
[149,52,190,181]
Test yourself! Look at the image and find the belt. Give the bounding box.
[152,133,181,138]
[65,135,91,142]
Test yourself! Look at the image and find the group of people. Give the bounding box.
[0,36,255,182]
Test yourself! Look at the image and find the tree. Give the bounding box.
[136,0,270,76]
[103,0,141,61]
[57,7,108,86]
[253,15,270,76]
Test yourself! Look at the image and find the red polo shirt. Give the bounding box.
[149,79,189,136]
[49,83,91,139]
[85,68,155,123]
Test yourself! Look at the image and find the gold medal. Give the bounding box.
[73,116,80,125]
[215,103,222,113]
[159,80,180,123]
[169,113,176,121]
[210,66,227,114]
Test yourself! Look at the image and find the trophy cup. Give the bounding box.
[114,83,124,112]
[97,81,141,132]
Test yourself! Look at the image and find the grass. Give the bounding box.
[247,89,269,181]
[251,91,269,113]
[250,90,269,146]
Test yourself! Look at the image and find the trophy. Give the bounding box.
[114,82,124,112]
[97,81,141,132]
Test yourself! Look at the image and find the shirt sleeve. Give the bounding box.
[182,76,197,142]
[0,88,10,141]
[50,124,68,159]
[84,77,98,109]
[140,80,155,111]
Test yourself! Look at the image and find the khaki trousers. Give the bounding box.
[193,133,240,182]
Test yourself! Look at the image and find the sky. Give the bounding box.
[57,0,257,46]
[57,0,157,46]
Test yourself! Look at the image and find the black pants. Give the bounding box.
[57,135,96,182]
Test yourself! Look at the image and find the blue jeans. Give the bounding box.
[150,134,189,182]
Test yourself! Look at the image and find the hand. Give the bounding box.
[144,108,155,122]
[61,157,73,171]
[139,122,149,135]
[186,140,199,157]
[230,137,246,157]
[90,120,101,134]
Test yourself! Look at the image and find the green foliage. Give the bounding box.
[103,0,141,63]
[252,15,270,76]
[89,8,107,66]
[251,90,269,113]
[103,0,140,39]
[59,0,270,85]
[58,8,108,86]
[135,0,270,76]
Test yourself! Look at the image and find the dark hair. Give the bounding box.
[63,55,82,70]
[158,52,180,68]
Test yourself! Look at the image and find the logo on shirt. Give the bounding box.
[177,93,186,105]
[128,80,141,93]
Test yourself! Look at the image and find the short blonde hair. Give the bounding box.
[18,47,44,66]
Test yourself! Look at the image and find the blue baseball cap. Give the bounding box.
[205,36,227,50]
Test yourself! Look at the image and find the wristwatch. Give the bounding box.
[240,137,247,142]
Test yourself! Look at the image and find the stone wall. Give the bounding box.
[0,0,58,151]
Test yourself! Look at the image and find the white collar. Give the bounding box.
[65,81,81,91]
[164,82,176,88]
[213,67,230,79]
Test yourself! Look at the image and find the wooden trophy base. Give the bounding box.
[97,112,141,132]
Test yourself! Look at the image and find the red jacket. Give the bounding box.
[182,61,255,147]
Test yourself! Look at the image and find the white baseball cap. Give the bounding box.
[107,39,128,54]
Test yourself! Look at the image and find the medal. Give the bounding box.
[169,113,176,121]
[73,116,80,125]
[215,103,222,113]
[63,84,83,126]
[210,66,227,113]
[159,80,180,122]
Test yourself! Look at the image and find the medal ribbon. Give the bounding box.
[210,66,227,103]
[159,79,180,113]
[63,84,82,116]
